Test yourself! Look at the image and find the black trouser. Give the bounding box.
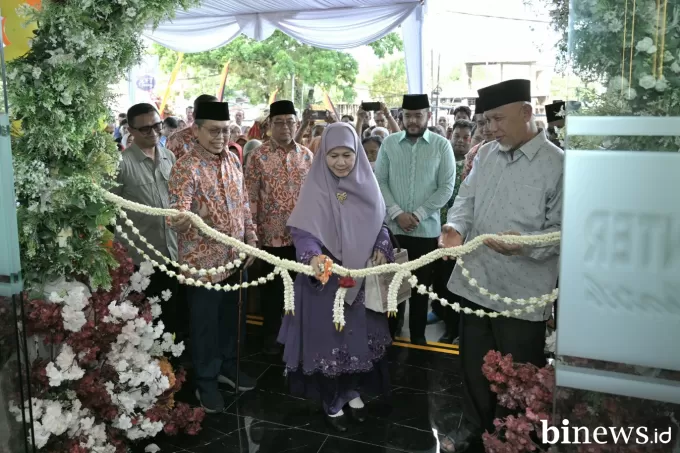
[140,264,183,340]
[187,272,246,392]
[459,298,546,435]
[260,246,297,340]
[431,258,460,338]
[394,235,438,341]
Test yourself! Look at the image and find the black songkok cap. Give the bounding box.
[402,94,430,110]
[194,102,230,121]
[545,101,566,123]
[270,100,297,117]
[477,79,531,112]
[473,97,486,116]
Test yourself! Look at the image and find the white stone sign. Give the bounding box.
[557,150,680,372]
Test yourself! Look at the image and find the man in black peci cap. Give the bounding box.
[439,79,563,451]
[169,101,259,413]
[245,100,313,355]
[545,100,566,129]
[374,94,456,345]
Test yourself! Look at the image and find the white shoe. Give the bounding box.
[218,373,256,391]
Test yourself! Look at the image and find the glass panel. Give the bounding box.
[557,0,680,448]
[0,32,34,453]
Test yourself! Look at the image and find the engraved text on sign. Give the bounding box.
[558,151,680,372]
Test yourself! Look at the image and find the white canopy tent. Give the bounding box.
[144,0,426,94]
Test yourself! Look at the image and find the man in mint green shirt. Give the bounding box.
[374,94,455,345]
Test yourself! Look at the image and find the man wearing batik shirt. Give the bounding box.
[166,94,218,160]
[431,119,473,344]
[462,97,494,181]
[169,102,258,413]
[245,100,313,355]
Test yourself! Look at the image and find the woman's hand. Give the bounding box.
[372,250,387,266]
[310,255,325,280]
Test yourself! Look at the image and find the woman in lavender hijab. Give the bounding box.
[279,122,393,432]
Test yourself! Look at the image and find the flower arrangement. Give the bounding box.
[481,351,679,452]
[535,0,680,152]
[7,0,194,289]
[10,243,204,452]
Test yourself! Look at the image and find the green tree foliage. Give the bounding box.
[368,59,408,107]
[155,31,404,104]
[367,32,404,59]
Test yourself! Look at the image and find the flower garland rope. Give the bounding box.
[102,189,561,323]
[115,218,279,291]
[103,190,560,278]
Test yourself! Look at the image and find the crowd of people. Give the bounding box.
[110,78,564,452]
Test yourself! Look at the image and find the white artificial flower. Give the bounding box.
[60,92,73,106]
[171,342,185,357]
[57,227,73,248]
[636,37,657,54]
[639,74,656,89]
[623,88,637,100]
[161,289,172,301]
[671,61,680,73]
[139,261,155,277]
[115,414,133,430]
[665,50,674,61]
[145,444,161,453]
[45,363,65,387]
[545,330,557,354]
[655,76,669,92]
[62,305,87,332]
[130,272,151,292]
[608,76,628,92]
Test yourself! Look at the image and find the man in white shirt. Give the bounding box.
[438,79,563,452]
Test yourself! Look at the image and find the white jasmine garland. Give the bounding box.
[103,190,561,325]
[333,287,348,330]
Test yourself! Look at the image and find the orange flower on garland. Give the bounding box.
[316,254,333,285]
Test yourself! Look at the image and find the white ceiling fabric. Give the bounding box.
[144,0,425,93]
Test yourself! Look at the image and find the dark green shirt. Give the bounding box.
[111,144,178,265]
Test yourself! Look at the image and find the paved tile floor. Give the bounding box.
[132,322,483,453]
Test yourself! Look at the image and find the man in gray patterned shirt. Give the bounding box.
[438,79,563,452]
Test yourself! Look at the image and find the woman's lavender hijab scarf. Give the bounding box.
[287,122,386,304]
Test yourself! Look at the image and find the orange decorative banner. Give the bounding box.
[158,52,183,117]
[216,60,230,102]
[2,1,42,61]
[2,17,10,47]
[322,90,339,120]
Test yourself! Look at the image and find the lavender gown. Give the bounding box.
[278,226,394,415]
